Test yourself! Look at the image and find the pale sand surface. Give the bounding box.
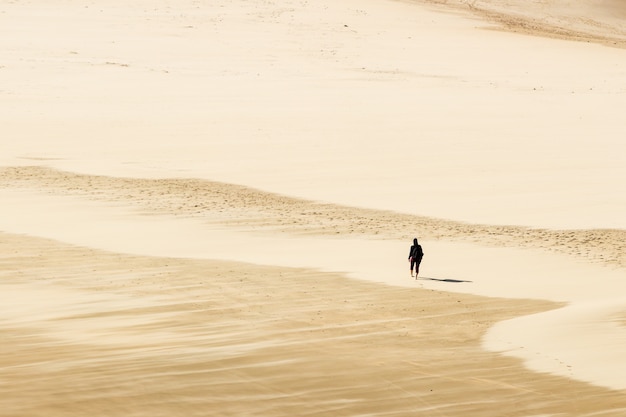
[2,0,626,228]
[2,0,626,414]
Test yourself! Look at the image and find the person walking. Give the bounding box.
[408,238,424,278]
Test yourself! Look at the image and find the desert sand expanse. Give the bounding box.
[1,0,626,415]
[1,167,625,416]
[4,232,626,417]
[2,0,626,228]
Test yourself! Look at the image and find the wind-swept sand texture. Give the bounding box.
[1,167,624,269]
[0,167,624,416]
[463,0,626,46]
[1,0,626,414]
[4,232,626,417]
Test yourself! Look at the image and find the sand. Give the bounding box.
[1,0,625,415]
[4,232,626,417]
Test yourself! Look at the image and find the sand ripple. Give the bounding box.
[3,233,626,416]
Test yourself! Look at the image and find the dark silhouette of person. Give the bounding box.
[408,238,424,278]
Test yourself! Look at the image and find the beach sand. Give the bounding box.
[1,0,626,415]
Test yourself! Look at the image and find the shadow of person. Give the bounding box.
[416,277,473,283]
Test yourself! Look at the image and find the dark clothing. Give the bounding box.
[408,244,423,263]
[408,239,424,277]
[410,257,421,276]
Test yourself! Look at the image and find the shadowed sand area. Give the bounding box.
[461,0,626,47]
[4,232,626,417]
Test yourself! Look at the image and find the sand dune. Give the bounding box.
[1,166,625,394]
[463,0,626,45]
[1,0,626,414]
[1,167,624,269]
[2,0,626,229]
[4,232,626,417]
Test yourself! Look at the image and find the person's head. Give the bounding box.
[413,238,418,245]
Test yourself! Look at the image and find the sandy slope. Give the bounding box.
[1,167,625,393]
[1,0,626,414]
[463,0,626,45]
[1,167,623,269]
[2,0,626,228]
[5,232,626,417]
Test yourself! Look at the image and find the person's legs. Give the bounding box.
[410,258,416,276]
[415,262,420,278]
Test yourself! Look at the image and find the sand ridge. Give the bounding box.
[420,0,626,48]
[1,166,624,269]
